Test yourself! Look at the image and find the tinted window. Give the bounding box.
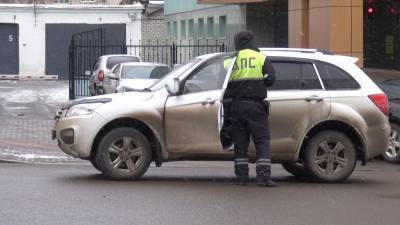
[121,65,170,79]
[106,56,140,70]
[316,62,360,90]
[269,61,322,90]
[93,59,101,71]
[112,64,120,74]
[183,58,230,94]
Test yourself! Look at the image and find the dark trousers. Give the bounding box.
[231,99,271,181]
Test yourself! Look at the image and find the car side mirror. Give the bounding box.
[108,73,119,80]
[85,70,91,76]
[165,78,180,95]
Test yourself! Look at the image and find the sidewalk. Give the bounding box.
[0,80,83,164]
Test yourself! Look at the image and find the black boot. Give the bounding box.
[256,178,279,187]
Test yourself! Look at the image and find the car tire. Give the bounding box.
[382,123,400,163]
[95,127,152,180]
[303,131,357,183]
[90,157,102,172]
[281,162,310,179]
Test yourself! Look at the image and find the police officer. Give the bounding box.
[224,31,276,187]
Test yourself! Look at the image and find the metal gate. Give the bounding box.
[69,29,226,99]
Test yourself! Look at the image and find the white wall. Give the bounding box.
[0,4,143,75]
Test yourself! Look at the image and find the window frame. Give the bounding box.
[188,19,194,39]
[207,17,214,39]
[181,55,232,95]
[198,18,204,39]
[218,15,227,39]
[268,57,325,91]
[180,20,186,39]
[315,60,361,91]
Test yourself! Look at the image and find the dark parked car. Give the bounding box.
[376,79,400,163]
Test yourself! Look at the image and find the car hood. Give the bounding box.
[119,79,158,90]
[65,91,155,107]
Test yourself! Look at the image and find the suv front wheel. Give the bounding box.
[303,131,357,183]
[95,127,152,180]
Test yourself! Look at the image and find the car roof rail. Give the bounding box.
[260,48,333,55]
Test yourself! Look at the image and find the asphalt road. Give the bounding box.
[0,161,399,225]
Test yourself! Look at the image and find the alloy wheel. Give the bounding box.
[312,140,349,176]
[107,136,144,173]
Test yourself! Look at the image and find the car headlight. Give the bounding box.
[65,103,103,117]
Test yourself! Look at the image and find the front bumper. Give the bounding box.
[53,110,106,159]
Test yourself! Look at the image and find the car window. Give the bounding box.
[269,61,322,90]
[106,56,140,70]
[316,61,360,90]
[183,58,230,94]
[112,64,120,74]
[149,58,201,91]
[93,59,101,71]
[121,65,170,79]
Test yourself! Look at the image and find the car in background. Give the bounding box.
[109,62,171,93]
[89,54,141,95]
[54,49,390,183]
[375,79,400,163]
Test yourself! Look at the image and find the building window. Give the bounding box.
[218,16,226,38]
[167,22,171,37]
[172,21,178,39]
[198,18,204,38]
[57,0,69,3]
[81,0,95,2]
[180,20,186,39]
[207,17,214,38]
[188,19,194,39]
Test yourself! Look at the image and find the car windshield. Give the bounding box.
[377,79,400,100]
[149,58,202,91]
[106,56,140,69]
[121,65,170,79]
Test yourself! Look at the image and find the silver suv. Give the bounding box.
[89,54,141,95]
[53,49,390,182]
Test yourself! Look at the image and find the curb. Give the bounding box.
[0,75,59,80]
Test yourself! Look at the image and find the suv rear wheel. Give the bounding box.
[304,131,357,182]
[95,127,152,180]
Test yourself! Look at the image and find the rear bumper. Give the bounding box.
[364,120,391,159]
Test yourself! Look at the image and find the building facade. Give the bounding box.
[198,0,400,71]
[0,4,142,79]
[163,0,288,51]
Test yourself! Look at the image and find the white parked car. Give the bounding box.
[89,54,141,95]
[109,62,171,93]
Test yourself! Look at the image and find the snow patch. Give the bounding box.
[0,87,68,104]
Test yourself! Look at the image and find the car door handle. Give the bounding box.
[201,98,216,105]
[305,95,324,102]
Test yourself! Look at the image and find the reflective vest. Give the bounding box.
[228,49,266,81]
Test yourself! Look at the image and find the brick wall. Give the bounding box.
[141,9,167,42]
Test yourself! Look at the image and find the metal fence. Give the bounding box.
[69,29,227,99]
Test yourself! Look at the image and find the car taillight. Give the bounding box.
[368,93,389,116]
[98,70,104,82]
